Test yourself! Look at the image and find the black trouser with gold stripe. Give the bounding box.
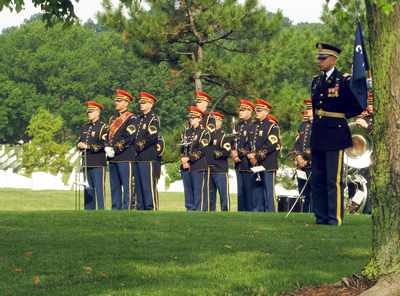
[84,167,106,210]
[134,161,159,210]
[311,149,344,225]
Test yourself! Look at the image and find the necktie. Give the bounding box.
[321,72,327,84]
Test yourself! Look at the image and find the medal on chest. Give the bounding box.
[328,84,339,97]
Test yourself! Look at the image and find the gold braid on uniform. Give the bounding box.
[190,151,202,161]
[136,140,146,152]
[214,150,223,159]
[91,144,100,152]
[257,149,268,160]
[115,140,125,151]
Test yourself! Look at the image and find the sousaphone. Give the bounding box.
[344,122,373,213]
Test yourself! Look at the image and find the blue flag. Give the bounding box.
[350,22,369,110]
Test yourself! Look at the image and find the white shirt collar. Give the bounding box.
[325,67,335,79]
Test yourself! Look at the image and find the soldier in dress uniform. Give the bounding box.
[105,89,137,210]
[293,99,313,212]
[133,91,160,211]
[180,91,215,210]
[195,91,216,203]
[248,99,281,212]
[207,111,231,211]
[231,99,256,211]
[180,106,211,211]
[311,43,363,225]
[77,101,107,210]
[195,91,216,133]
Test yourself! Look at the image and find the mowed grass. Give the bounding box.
[0,189,371,296]
[0,188,235,211]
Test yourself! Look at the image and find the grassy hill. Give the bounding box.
[0,206,371,295]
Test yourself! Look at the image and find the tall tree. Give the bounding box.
[327,0,400,294]
[98,0,283,97]
[362,1,400,294]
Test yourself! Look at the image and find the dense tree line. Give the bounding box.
[0,2,330,162]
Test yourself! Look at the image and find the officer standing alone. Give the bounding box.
[311,43,363,225]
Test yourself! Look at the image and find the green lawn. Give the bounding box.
[0,189,371,296]
[0,188,236,211]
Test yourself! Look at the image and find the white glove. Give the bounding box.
[105,147,115,158]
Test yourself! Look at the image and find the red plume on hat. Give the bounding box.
[187,106,204,118]
[255,98,272,110]
[115,89,134,102]
[239,99,255,111]
[196,91,212,102]
[210,111,224,120]
[83,101,104,110]
[139,91,157,104]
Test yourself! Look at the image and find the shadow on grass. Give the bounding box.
[0,212,371,296]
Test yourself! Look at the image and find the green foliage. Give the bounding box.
[21,108,72,175]
[162,124,183,163]
[363,259,381,279]
[164,161,181,188]
[98,0,284,96]
[321,0,369,70]
[163,126,184,186]
[0,0,77,25]
[0,2,342,165]
[0,19,196,145]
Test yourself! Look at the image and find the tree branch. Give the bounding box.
[202,30,234,44]
[183,0,203,43]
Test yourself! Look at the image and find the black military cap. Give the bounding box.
[316,42,342,57]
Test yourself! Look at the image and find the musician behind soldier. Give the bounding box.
[195,91,216,203]
[353,88,374,214]
[77,101,107,210]
[293,99,313,213]
[231,99,256,212]
[207,111,231,212]
[105,89,136,210]
[247,99,281,212]
[181,91,213,211]
[180,106,211,211]
[195,91,216,133]
[133,91,160,211]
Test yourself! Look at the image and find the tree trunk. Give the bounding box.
[184,0,203,92]
[194,44,203,92]
[364,0,400,278]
